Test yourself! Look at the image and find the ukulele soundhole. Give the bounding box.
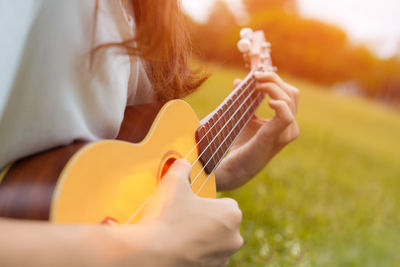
[157,151,187,181]
[161,158,176,178]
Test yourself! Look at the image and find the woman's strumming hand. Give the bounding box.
[215,71,299,191]
[115,159,243,267]
[0,160,241,267]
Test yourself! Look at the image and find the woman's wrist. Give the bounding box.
[94,221,174,267]
[90,223,160,267]
[215,161,248,192]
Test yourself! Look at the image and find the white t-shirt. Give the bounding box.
[0,0,155,168]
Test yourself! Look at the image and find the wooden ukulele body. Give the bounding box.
[0,100,216,223]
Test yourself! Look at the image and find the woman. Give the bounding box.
[0,0,299,266]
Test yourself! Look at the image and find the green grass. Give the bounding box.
[185,63,400,267]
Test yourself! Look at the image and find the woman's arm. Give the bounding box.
[0,160,242,267]
[0,215,158,266]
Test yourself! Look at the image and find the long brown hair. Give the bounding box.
[93,0,208,101]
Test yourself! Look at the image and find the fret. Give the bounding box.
[242,95,250,110]
[226,99,235,142]
[238,89,250,129]
[217,108,228,155]
[232,94,242,138]
[236,109,246,134]
[223,98,237,153]
[195,125,213,174]
[203,125,216,174]
[242,80,251,94]
[220,104,231,153]
[243,79,254,95]
[214,112,225,161]
[220,104,229,140]
[220,140,229,158]
[208,118,220,168]
[229,83,256,141]
[218,115,230,156]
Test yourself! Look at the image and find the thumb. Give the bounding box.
[160,159,192,194]
[140,159,192,221]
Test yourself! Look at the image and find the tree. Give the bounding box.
[186,0,400,104]
[243,0,297,14]
[189,0,239,62]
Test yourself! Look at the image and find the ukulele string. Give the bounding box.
[189,88,258,185]
[191,91,264,188]
[125,194,154,225]
[183,74,256,162]
[195,92,264,195]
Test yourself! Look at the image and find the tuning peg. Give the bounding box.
[237,38,251,53]
[240,28,253,39]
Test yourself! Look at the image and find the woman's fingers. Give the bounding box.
[254,71,299,112]
[256,82,296,112]
[266,99,295,134]
[254,71,292,96]
[236,72,299,113]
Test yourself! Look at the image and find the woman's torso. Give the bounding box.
[0,0,155,168]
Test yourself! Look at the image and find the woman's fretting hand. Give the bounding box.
[215,71,300,191]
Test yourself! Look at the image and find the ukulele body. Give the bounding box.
[0,100,216,223]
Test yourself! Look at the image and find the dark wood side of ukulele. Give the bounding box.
[0,103,164,220]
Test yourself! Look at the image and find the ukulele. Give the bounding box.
[0,28,276,224]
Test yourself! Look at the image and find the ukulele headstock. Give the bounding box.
[237,28,277,72]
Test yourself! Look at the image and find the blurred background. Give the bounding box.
[181,0,400,266]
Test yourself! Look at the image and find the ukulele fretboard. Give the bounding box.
[195,71,266,174]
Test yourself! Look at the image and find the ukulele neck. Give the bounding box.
[195,70,266,174]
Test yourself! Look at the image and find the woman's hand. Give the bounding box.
[0,160,241,267]
[215,71,299,191]
[114,159,243,267]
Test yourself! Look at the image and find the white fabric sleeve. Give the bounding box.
[0,0,155,168]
